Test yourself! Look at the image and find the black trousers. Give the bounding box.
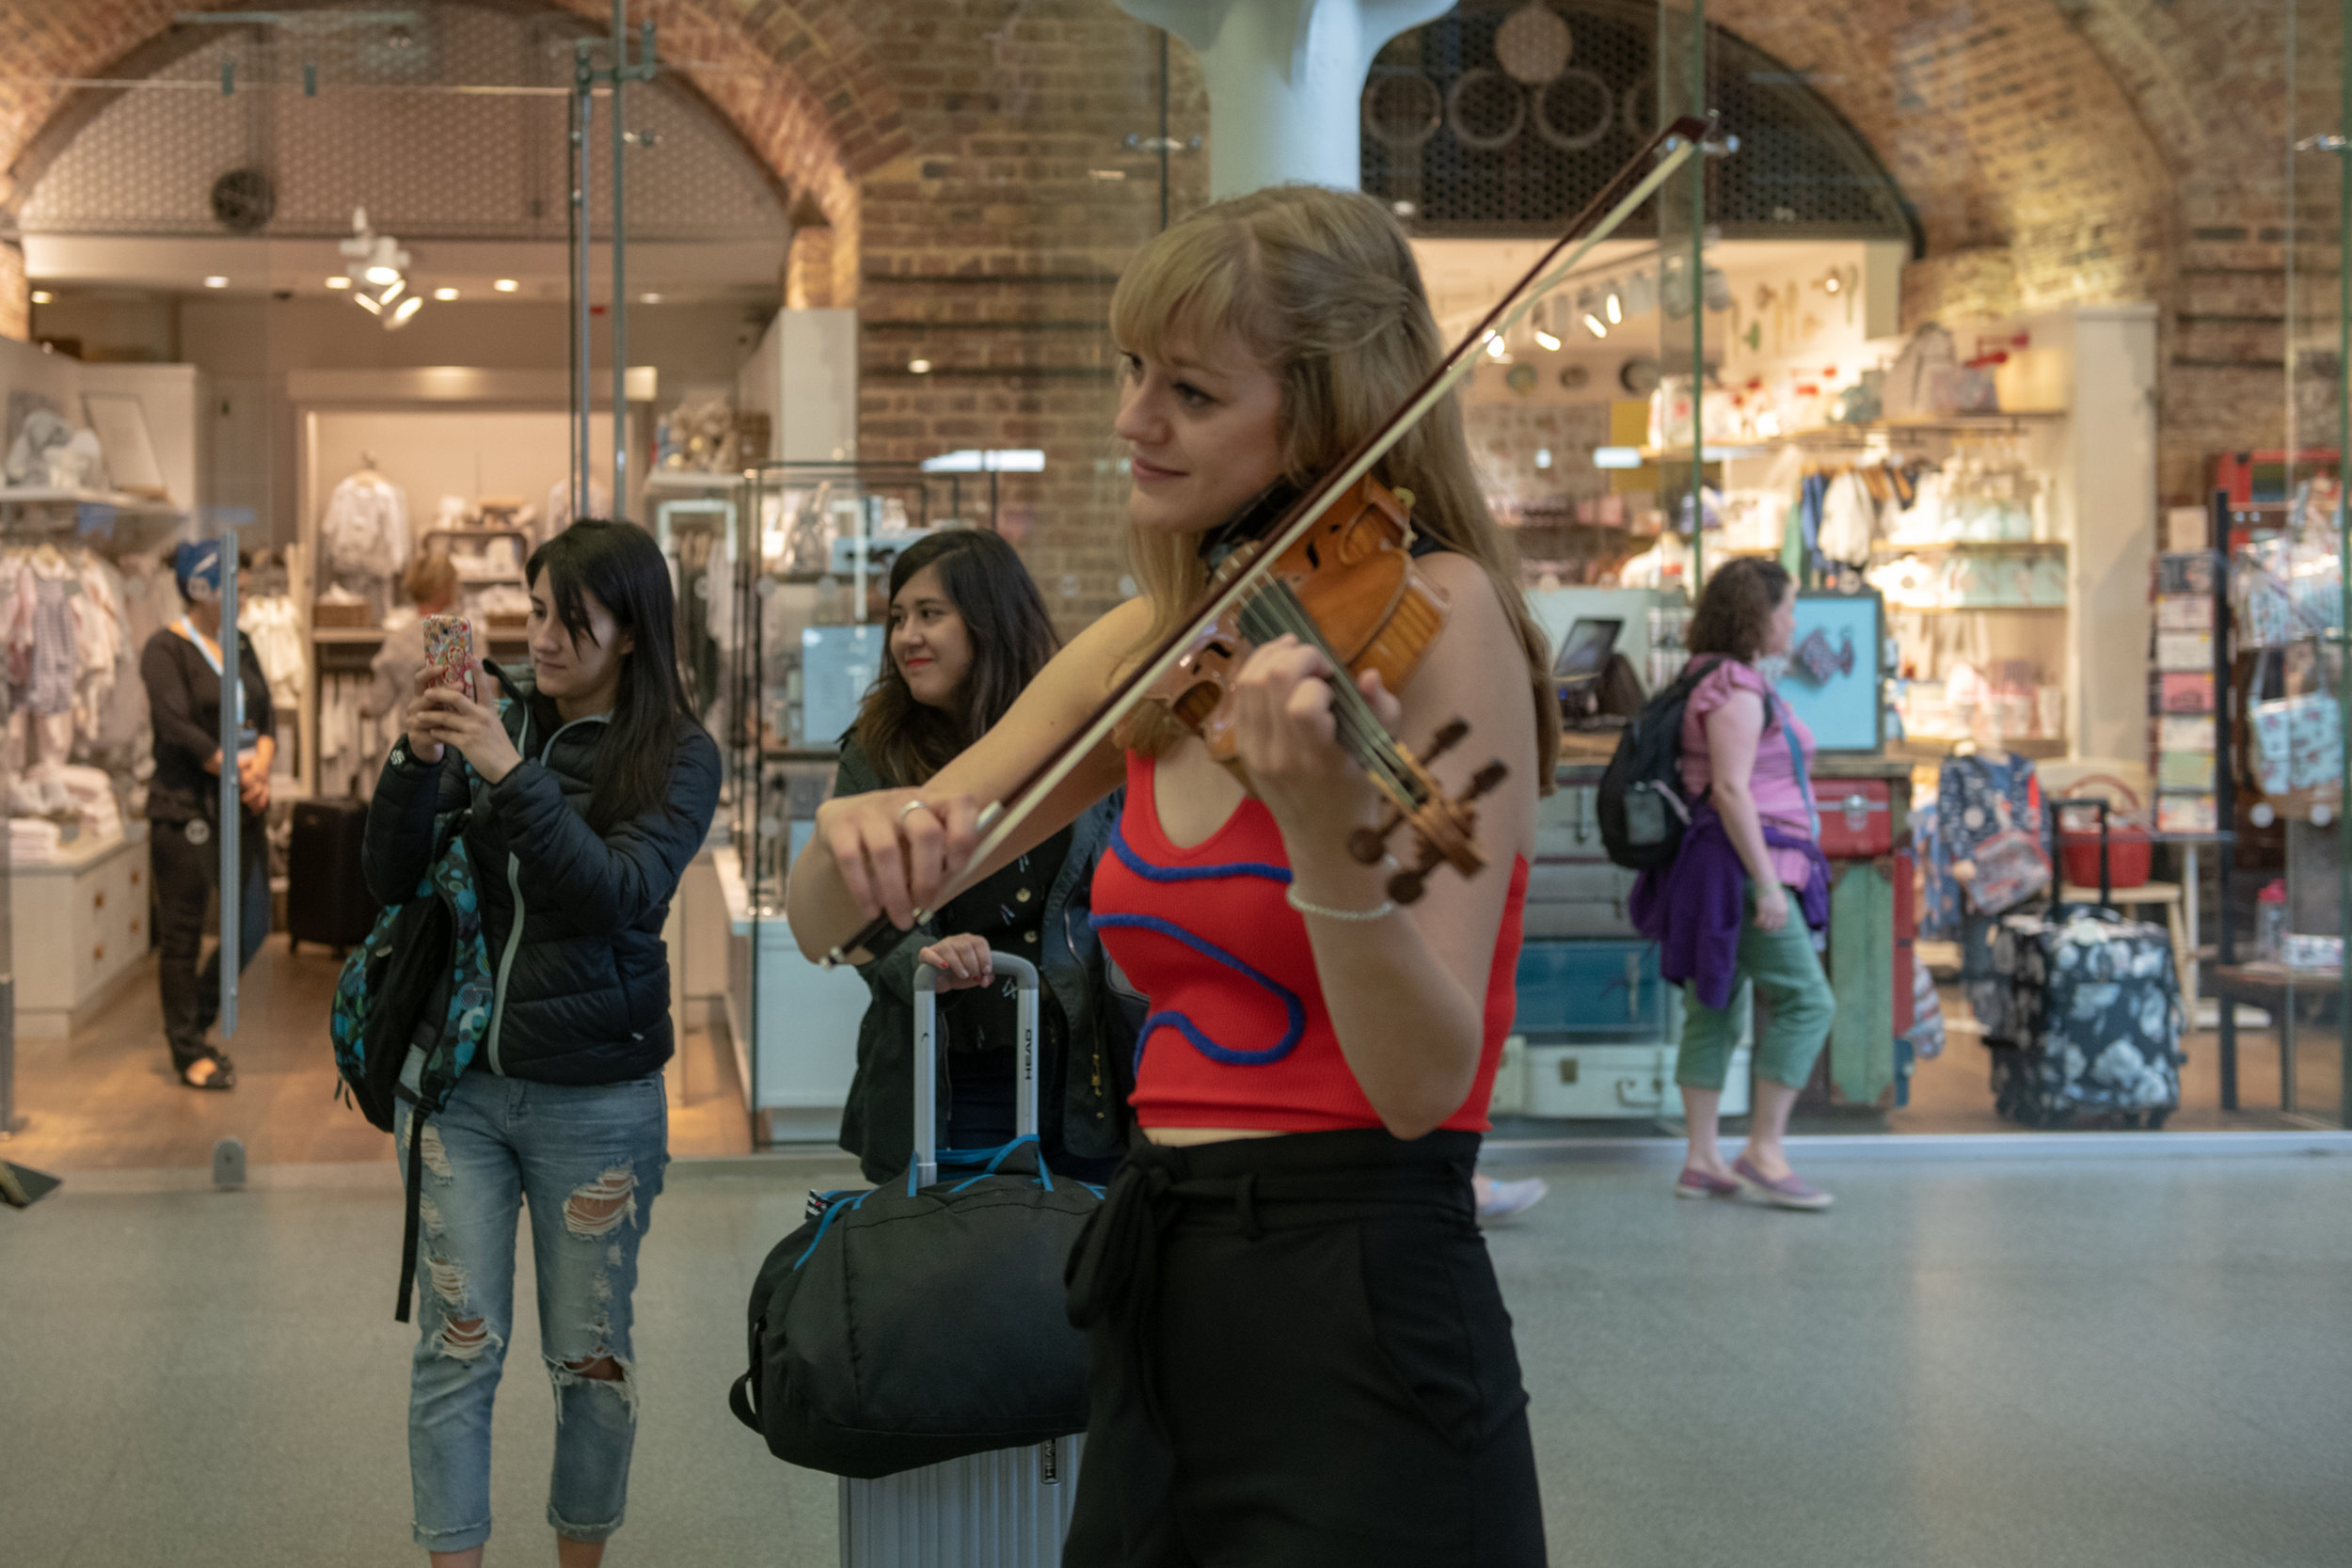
[151,815,269,1072]
[1063,1129,1547,1567]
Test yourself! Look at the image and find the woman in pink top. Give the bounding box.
[1651,560,1837,1209]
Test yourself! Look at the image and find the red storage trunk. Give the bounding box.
[1813,779,1892,858]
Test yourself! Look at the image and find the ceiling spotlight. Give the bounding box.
[1485,331,1507,361]
[1582,311,1609,339]
[363,263,399,285]
[377,276,405,307]
[1578,289,1608,339]
[1605,281,1624,325]
[389,294,425,329]
[433,287,458,301]
[493,278,519,293]
[326,276,351,290]
[29,290,50,305]
[354,292,382,316]
[204,276,229,289]
[639,292,662,304]
[1823,275,1841,293]
[1533,327,1562,352]
[908,358,933,374]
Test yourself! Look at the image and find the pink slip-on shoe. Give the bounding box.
[1675,1166,1740,1199]
[1731,1154,1834,1211]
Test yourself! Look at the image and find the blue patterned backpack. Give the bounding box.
[328,813,494,1320]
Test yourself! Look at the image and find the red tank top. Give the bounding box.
[1090,750,1530,1133]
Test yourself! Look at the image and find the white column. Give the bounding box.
[1118,0,1456,198]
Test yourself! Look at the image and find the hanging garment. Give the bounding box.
[23,566,79,717]
[1817,468,1877,565]
[238,594,308,721]
[321,474,411,580]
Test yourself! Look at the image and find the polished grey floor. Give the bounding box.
[5,1149,2351,1566]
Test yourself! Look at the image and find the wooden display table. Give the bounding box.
[2210,962,2343,1114]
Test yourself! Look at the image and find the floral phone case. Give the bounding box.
[422,613,475,704]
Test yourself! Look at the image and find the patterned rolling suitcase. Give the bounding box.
[1986,905,2185,1129]
[836,956,1087,1568]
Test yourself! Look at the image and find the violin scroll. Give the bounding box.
[1344,718,1509,906]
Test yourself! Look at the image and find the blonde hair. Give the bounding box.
[403,551,458,609]
[1107,184,1556,782]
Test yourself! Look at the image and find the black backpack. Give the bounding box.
[1597,656,1724,871]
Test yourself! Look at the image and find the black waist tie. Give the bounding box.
[1062,1129,1482,1562]
[1067,1128,1477,1326]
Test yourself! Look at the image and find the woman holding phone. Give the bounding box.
[833,528,1137,1184]
[363,518,720,1568]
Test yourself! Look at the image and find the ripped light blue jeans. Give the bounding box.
[394,1067,668,1554]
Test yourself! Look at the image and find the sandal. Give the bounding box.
[179,1053,237,1091]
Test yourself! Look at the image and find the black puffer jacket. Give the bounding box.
[363,659,722,1085]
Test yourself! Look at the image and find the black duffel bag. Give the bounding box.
[727,955,1105,1479]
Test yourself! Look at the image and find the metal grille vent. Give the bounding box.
[17,0,787,245]
[1364,0,1917,246]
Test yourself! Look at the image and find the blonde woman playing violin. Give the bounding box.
[788,186,1552,1567]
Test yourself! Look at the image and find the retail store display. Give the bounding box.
[0,534,157,832]
[1986,905,2185,1129]
[731,958,1097,1481]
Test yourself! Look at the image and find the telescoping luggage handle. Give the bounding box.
[913,953,1040,1189]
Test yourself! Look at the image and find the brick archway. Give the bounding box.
[0,0,908,331]
[1708,0,2174,323]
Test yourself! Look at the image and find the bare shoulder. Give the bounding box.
[1414,551,1530,670]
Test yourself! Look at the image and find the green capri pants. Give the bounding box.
[1676,882,1836,1092]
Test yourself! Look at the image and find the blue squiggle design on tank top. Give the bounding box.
[1090,911,1305,1072]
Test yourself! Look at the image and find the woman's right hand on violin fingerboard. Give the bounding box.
[814,787,986,934]
[917,932,996,990]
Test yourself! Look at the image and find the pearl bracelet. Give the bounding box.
[1285,883,1396,923]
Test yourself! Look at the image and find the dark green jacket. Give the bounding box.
[833,737,1139,1180]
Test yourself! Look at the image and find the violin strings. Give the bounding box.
[1239,583,1428,807]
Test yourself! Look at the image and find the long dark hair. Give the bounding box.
[850,529,1059,788]
[1688,558,1792,663]
[525,519,701,830]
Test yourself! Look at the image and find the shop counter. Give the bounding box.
[11,821,150,1039]
[1543,734,1916,1113]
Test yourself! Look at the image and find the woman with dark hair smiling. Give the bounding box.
[363,518,720,1568]
[833,527,1136,1183]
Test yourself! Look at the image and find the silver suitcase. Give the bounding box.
[837,954,1088,1568]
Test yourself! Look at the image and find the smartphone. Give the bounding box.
[421,613,476,704]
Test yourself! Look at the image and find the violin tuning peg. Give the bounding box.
[1424,719,1469,759]
[1346,826,1391,863]
[1388,867,1427,905]
[1467,760,1509,800]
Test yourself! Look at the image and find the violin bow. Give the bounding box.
[823,115,1712,966]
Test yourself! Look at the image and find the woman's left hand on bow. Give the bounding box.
[407,659,522,784]
[1229,634,1399,835]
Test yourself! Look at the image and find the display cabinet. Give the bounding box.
[713,462,969,1143]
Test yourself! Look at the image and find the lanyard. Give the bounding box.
[178,617,256,752]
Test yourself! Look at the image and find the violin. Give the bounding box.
[821,114,1710,966]
[1148,471,1505,904]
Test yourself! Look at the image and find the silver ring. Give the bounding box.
[898,799,930,822]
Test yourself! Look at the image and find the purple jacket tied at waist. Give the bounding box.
[1629,803,1831,1010]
